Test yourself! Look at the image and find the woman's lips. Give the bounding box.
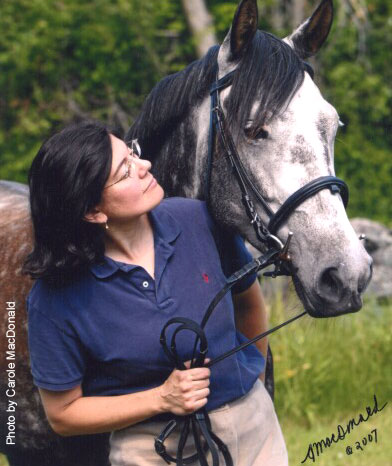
[143,177,157,193]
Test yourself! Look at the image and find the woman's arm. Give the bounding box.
[232,280,268,382]
[40,364,210,436]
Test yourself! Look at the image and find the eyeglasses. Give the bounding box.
[104,139,142,189]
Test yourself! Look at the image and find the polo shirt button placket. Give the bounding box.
[142,281,149,288]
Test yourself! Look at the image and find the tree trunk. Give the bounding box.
[181,0,217,58]
[290,0,306,29]
[270,0,285,32]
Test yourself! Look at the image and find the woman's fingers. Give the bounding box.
[183,388,210,412]
[188,367,210,381]
[193,397,208,410]
[180,363,210,382]
[183,358,210,370]
[190,378,210,390]
[160,360,211,415]
[192,387,210,400]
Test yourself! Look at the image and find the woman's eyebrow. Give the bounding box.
[112,157,127,178]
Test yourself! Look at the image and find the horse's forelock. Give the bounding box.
[226,31,305,138]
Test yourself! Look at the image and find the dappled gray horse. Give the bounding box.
[0,0,372,465]
[128,0,371,317]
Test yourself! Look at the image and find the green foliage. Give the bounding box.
[0,0,188,181]
[282,411,392,465]
[270,293,392,425]
[318,0,392,225]
[270,289,392,464]
[0,0,390,224]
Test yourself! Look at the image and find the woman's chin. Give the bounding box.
[143,184,165,212]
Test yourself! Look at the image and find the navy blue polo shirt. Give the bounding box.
[27,198,264,415]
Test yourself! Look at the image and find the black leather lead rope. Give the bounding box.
[156,248,305,466]
[158,314,235,466]
[205,311,306,369]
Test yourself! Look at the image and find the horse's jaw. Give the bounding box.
[273,191,373,318]
[291,269,371,318]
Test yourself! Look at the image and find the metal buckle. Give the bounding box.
[266,234,284,250]
[250,212,258,224]
[264,232,293,278]
[154,438,165,455]
[279,231,293,261]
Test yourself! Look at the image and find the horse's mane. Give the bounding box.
[128,31,305,158]
[128,46,219,156]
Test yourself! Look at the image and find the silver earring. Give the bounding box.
[105,221,109,230]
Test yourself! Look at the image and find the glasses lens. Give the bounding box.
[131,139,141,158]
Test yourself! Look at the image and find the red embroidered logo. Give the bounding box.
[202,273,209,283]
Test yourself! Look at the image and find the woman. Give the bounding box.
[24,121,288,465]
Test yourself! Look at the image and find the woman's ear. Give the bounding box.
[84,207,107,224]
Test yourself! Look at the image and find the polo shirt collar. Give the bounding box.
[90,203,182,279]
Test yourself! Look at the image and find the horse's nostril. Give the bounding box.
[358,259,373,294]
[351,292,362,310]
[318,267,344,303]
[313,257,372,314]
[320,267,341,294]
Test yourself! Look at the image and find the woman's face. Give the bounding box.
[98,135,164,223]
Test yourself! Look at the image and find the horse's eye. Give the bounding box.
[244,126,269,140]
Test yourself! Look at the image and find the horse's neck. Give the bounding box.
[151,99,210,200]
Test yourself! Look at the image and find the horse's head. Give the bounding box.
[209,0,372,317]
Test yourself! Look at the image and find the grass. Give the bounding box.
[282,408,392,466]
[1,290,390,466]
[269,292,391,422]
[267,284,392,465]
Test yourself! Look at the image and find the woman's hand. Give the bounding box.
[158,360,211,416]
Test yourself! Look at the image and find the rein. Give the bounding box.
[155,66,349,465]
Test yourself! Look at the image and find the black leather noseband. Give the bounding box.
[269,176,348,234]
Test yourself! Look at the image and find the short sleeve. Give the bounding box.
[27,306,86,391]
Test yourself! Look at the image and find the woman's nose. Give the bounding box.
[135,157,152,177]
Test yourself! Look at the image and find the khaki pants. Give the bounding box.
[109,379,288,466]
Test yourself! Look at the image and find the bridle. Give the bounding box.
[205,67,349,260]
[155,64,349,465]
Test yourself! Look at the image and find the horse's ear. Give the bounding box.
[284,0,333,59]
[230,0,258,60]
[219,0,258,68]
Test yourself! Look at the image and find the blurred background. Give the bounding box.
[0,0,391,465]
[1,0,391,225]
